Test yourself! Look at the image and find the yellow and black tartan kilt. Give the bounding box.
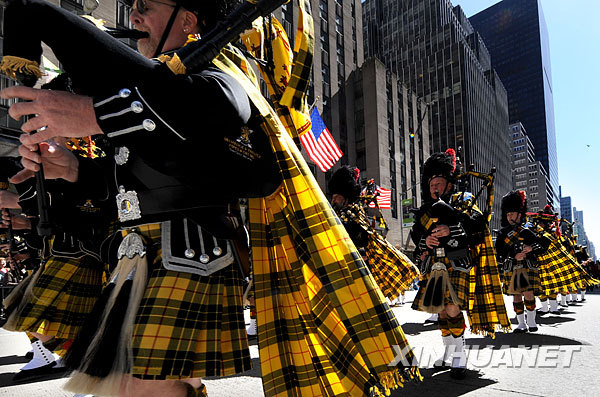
[250,186,419,397]
[130,224,251,380]
[215,49,419,397]
[538,240,595,295]
[4,255,104,340]
[411,264,471,311]
[365,234,420,301]
[501,267,542,296]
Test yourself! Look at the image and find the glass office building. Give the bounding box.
[470,0,559,210]
[362,0,512,229]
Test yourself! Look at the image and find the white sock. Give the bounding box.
[515,313,527,330]
[540,299,549,312]
[550,299,559,312]
[526,309,537,329]
[561,295,568,305]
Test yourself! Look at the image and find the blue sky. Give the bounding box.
[455,0,600,251]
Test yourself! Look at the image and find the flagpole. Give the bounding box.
[309,96,320,113]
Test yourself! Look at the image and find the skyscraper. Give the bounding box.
[362,0,511,228]
[560,186,573,224]
[470,0,559,210]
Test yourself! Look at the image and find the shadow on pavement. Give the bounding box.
[0,367,70,387]
[536,315,576,325]
[390,368,496,396]
[465,332,588,349]
[0,354,29,366]
[398,322,439,335]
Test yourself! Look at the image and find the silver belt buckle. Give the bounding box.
[435,247,445,257]
[116,186,142,222]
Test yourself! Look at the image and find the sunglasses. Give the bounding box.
[134,0,176,15]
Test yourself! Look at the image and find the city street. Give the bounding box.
[1,290,599,396]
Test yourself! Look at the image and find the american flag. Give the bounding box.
[300,108,343,172]
[368,186,392,209]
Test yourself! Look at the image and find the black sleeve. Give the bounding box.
[411,207,429,254]
[494,228,510,261]
[45,156,115,240]
[92,66,251,148]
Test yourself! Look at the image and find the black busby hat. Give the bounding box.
[421,148,457,201]
[328,166,361,203]
[500,190,527,227]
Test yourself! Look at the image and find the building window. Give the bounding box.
[61,0,83,14]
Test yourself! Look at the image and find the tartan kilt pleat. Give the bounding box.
[250,186,419,397]
[501,267,541,295]
[365,234,420,301]
[5,255,104,340]
[411,265,471,311]
[537,240,597,295]
[130,225,251,380]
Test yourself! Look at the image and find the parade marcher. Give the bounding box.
[1,1,420,396]
[411,149,510,379]
[495,190,551,333]
[531,206,598,312]
[328,166,420,304]
[0,154,109,380]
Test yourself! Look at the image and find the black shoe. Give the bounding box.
[450,366,467,380]
[528,326,538,332]
[551,311,561,315]
[424,319,439,325]
[513,327,527,334]
[559,303,568,308]
[538,310,549,316]
[581,298,586,302]
[24,351,33,360]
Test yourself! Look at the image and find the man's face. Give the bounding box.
[130,0,190,58]
[506,211,521,226]
[331,194,347,210]
[429,177,451,200]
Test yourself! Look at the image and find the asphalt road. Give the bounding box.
[1,290,599,396]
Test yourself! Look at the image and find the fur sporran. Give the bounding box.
[507,266,530,294]
[419,262,460,313]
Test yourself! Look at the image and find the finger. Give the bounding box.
[11,169,34,183]
[7,100,43,121]
[20,128,57,146]
[18,144,41,163]
[22,157,41,172]
[20,115,48,134]
[0,86,40,101]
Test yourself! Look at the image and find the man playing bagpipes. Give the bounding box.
[411,149,510,379]
[328,166,420,305]
[530,206,598,316]
[495,191,551,333]
[1,0,420,396]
